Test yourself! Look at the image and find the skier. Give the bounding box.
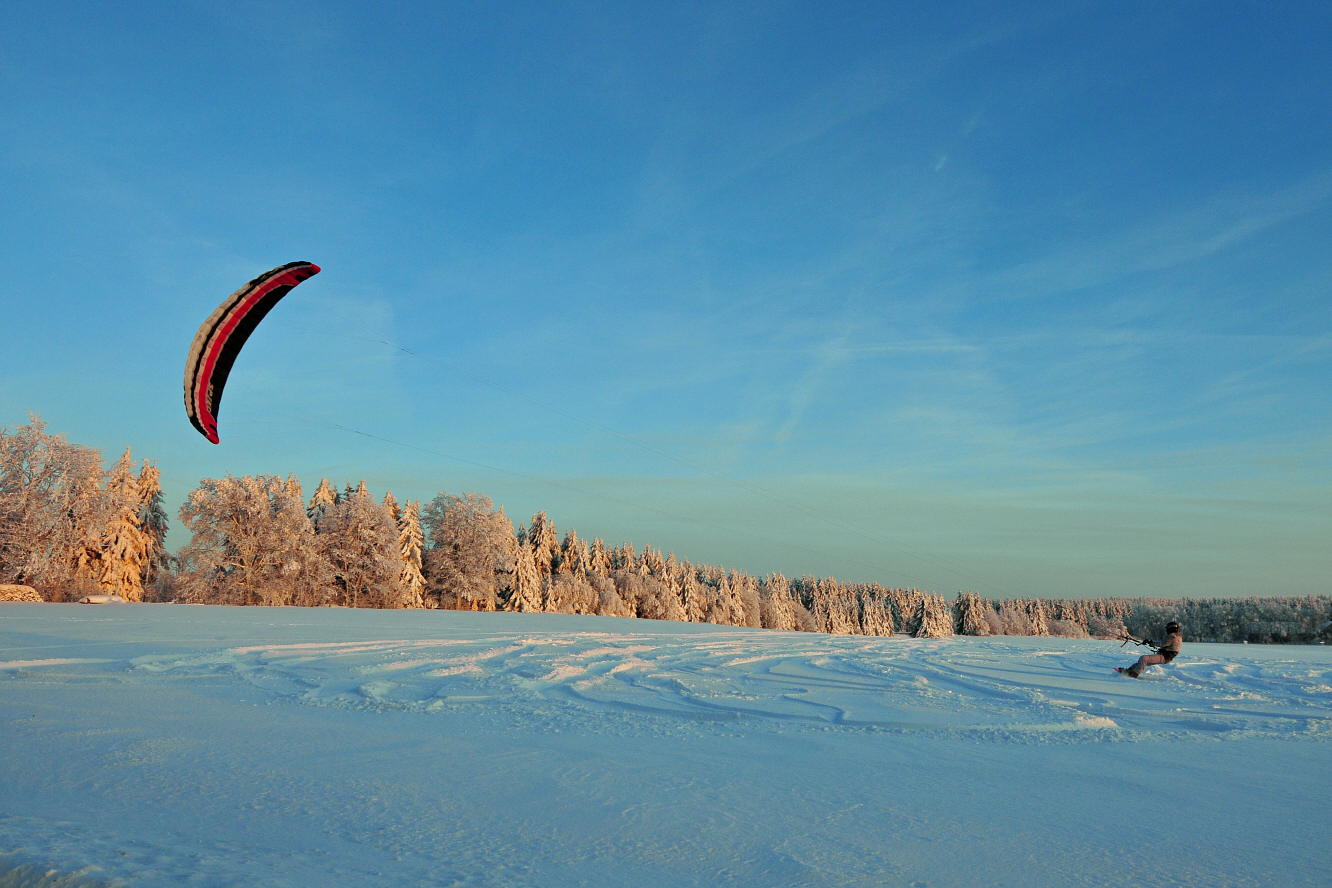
[1117,621,1182,678]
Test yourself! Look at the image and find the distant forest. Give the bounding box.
[4,418,1330,644]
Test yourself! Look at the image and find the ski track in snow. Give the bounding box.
[119,628,1332,743]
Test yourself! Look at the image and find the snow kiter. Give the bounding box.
[183,261,321,443]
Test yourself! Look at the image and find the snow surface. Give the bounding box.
[1,604,1329,887]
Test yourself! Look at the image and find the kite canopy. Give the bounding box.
[183,261,320,443]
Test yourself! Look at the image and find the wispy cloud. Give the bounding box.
[775,329,853,443]
[976,169,1332,302]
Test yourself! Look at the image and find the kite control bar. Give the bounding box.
[1119,631,1157,651]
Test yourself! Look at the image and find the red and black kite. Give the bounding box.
[183,261,320,443]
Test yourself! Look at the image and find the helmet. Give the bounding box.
[1166,621,1181,633]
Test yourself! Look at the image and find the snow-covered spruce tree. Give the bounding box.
[914,593,954,638]
[319,482,402,608]
[69,463,110,594]
[856,584,895,636]
[953,592,992,636]
[700,572,735,626]
[1026,598,1051,637]
[587,537,610,577]
[526,511,559,577]
[1045,599,1090,637]
[424,493,516,611]
[994,599,1033,635]
[885,587,919,632]
[178,475,331,606]
[591,573,633,617]
[559,530,590,578]
[613,569,685,621]
[95,449,149,601]
[504,543,543,612]
[758,572,798,631]
[790,577,820,631]
[639,545,666,580]
[382,491,401,524]
[135,461,171,599]
[731,571,763,628]
[396,500,427,609]
[679,566,708,623]
[824,578,859,635]
[540,573,594,614]
[610,543,636,572]
[307,478,337,531]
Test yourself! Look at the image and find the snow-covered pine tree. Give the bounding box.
[731,571,763,628]
[307,478,337,530]
[397,500,426,608]
[505,543,543,612]
[1047,599,1090,636]
[135,461,170,596]
[611,543,636,572]
[270,477,333,607]
[319,482,401,608]
[953,591,992,636]
[1026,598,1051,637]
[713,572,747,626]
[996,599,1032,635]
[914,593,954,637]
[66,457,110,596]
[679,566,708,623]
[559,530,590,577]
[613,569,684,621]
[792,577,830,633]
[884,587,917,632]
[383,491,401,524]
[640,545,666,580]
[587,537,610,577]
[96,449,148,601]
[822,578,858,634]
[856,584,895,636]
[526,511,559,577]
[758,572,797,630]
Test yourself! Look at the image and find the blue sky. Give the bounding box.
[3,0,1329,599]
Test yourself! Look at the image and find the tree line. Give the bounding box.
[3,418,1329,643]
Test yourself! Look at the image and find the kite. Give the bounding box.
[183,261,321,443]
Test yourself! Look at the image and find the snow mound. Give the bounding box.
[0,585,41,603]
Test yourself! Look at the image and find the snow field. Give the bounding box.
[2,604,1329,887]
